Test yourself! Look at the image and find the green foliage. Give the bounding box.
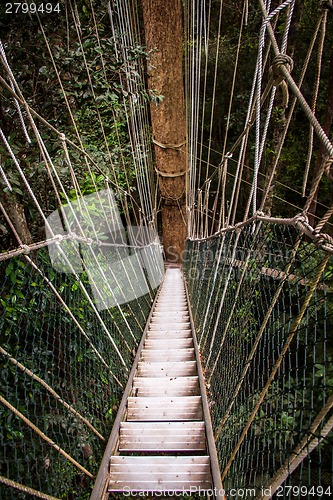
[0,248,153,498]
[0,0,150,247]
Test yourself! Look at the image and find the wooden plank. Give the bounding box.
[109,478,213,491]
[148,326,192,332]
[120,421,205,432]
[136,361,197,377]
[154,302,187,306]
[132,376,200,396]
[156,298,187,302]
[140,348,195,362]
[144,338,193,349]
[158,285,184,289]
[133,375,199,387]
[127,396,203,421]
[119,440,206,452]
[147,330,192,338]
[157,297,187,301]
[132,386,199,397]
[109,455,212,491]
[110,455,210,466]
[119,421,206,451]
[152,313,189,319]
[128,395,202,405]
[154,304,188,313]
[156,302,187,306]
[148,323,191,329]
[127,410,203,421]
[158,292,186,295]
[150,320,191,325]
[110,462,209,473]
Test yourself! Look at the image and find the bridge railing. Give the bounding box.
[0,247,156,499]
[185,220,333,499]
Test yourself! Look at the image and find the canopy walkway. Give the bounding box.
[0,1,333,499]
[91,265,223,498]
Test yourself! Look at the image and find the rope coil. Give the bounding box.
[269,54,294,86]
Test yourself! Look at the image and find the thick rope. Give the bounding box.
[0,476,60,500]
[0,233,155,262]
[303,156,332,213]
[316,203,333,233]
[258,11,325,214]
[190,212,333,251]
[0,394,94,479]
[256,393,333,499]
[258,0,333,160]
[0,346,105,441]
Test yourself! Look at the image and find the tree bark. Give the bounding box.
[1,192,33,245]
[141,0,187,262]
[0,98,33,246]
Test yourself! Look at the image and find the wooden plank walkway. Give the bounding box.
[91,266,224,499]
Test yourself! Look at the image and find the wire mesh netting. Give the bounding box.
[0,247,157,499]
[184,221,333,499]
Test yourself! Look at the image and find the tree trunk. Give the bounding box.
[0,98,33,246]
[1,192,33,245]
[141,0,187,262]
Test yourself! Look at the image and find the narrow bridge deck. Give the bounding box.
[91,267,223,498]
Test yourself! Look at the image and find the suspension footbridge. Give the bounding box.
[91,266,222,498]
